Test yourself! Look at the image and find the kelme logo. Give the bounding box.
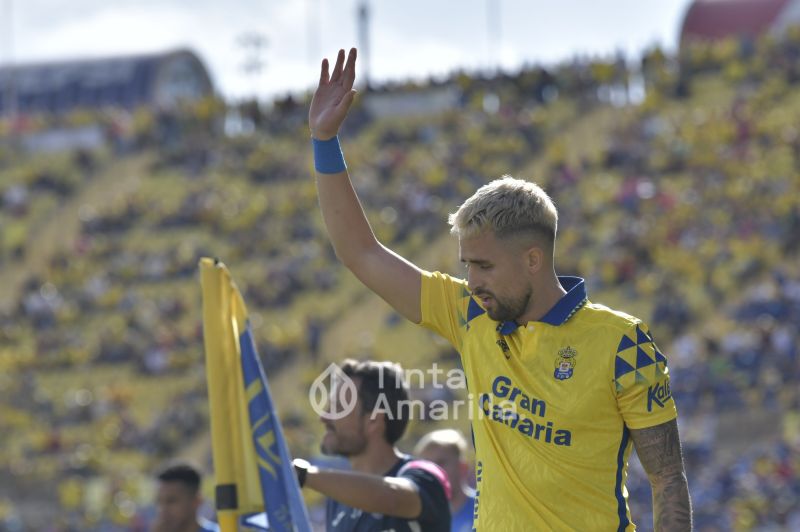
[647,381,671,412]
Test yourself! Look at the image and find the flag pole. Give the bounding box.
[218,513,238,532]
[201,257,311,531]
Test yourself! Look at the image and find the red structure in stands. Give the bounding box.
[680,0,800,41]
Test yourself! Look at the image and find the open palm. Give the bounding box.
[309,48,358,140]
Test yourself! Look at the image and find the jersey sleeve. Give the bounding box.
[419,270,471,350]
[612,321,678,429]
[398,459,452,526]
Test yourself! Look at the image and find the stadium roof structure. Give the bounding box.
[680,0,800,42]
[0,49,214,115]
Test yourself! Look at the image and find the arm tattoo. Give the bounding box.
[630,419,692,531]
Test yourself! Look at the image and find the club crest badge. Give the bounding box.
[554,346,577,381]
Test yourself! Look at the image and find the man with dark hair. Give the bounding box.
[293,359,451,531]
[153,462,219,532]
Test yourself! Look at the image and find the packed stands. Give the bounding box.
[0,31,798,531]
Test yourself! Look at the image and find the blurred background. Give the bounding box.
[0,0,798,530]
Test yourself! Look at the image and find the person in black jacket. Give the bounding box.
[294,359,451,531]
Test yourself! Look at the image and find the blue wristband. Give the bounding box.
[312,136,347,174]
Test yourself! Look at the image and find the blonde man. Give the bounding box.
[414,430,475,532]
[308,48,691,531]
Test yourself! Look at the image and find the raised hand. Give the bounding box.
[309,48,357,140]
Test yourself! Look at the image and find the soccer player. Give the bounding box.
[307,47,692,530]
[293,359,451,531]
[153,462,219,532]
[414,429,475,532]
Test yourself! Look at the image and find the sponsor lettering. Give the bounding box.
[482,375,572,447]
[647,381,671,412]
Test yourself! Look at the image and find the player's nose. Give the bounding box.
[466,268,480,292]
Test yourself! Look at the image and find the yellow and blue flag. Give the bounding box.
[200,257,311,532]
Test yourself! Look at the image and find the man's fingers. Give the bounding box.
[319,58,330,85]
[336,90,357,114]
[330,49,346,83]
[329,90,356,127]
[342,48,357,90]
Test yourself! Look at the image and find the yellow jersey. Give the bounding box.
[420,272,678,531]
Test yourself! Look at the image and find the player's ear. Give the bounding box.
[525,245,543,275]
[365,410,385,439]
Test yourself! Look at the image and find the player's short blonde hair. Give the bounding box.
[414,428,468,458]
[448,175,558,244]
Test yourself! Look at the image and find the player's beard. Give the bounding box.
[486,286,533,323]
[320,420,368,457]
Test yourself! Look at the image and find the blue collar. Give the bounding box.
[497,276,587,335]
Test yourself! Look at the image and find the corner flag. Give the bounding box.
[200,258,312,532]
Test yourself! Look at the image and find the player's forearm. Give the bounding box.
[630,420,692,531]
[650,471,692,531]
[315,169,381,269]
[304,467,422,519]
[312,140,423,323]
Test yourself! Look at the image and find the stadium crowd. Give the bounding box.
[0,30,798,531]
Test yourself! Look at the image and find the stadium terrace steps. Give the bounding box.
[0,154,151,312]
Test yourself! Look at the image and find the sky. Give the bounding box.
[1,0,696,101]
